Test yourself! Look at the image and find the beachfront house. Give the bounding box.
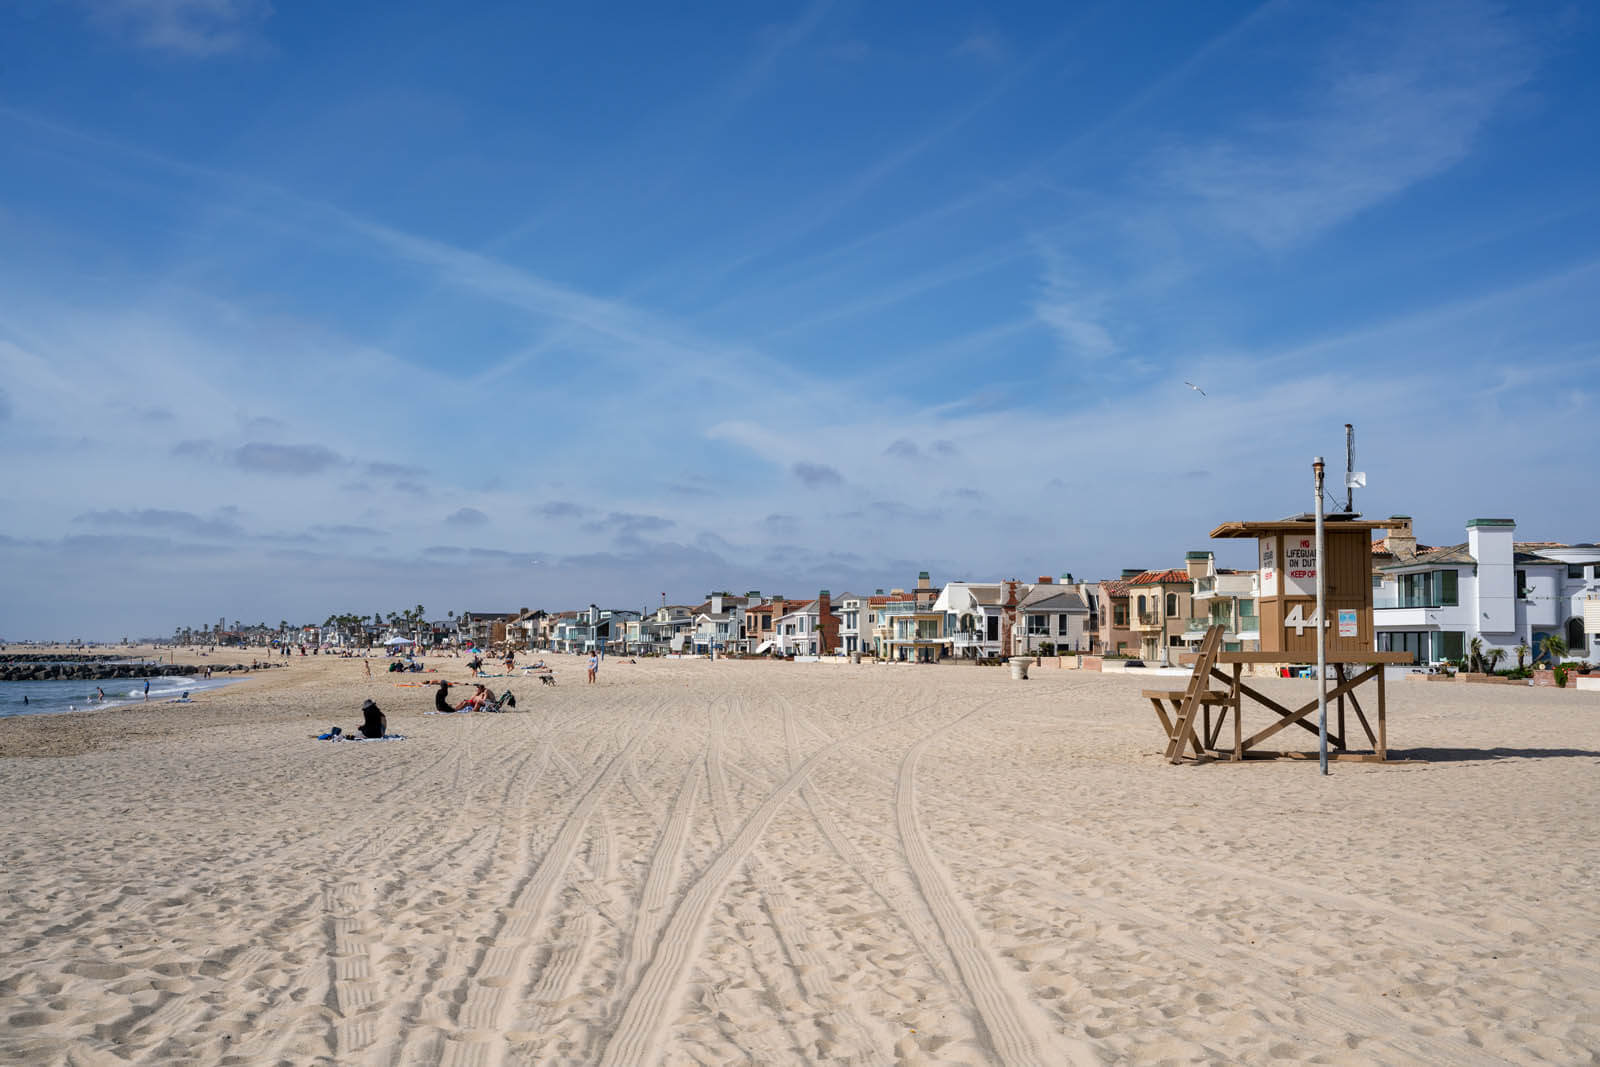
[835,593,865,655]
[1374,518,1600,665]
[1016,579,1090,655]
[645,604,696,654]
[769,592,840,656]
[937,578,1091,658]
[1092,575,1139,656]
[692,594,747,655]
[746,596,788,655]
[877,572,944,662]
[933,581,1006,659]
[1182,552,1261,653]
[504,608,546,650]
[458,611,517,647]
[1127,568,1192,664]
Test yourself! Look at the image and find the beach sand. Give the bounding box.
[2,649,1597,1064]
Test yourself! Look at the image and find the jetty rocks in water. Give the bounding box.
[0,654,286,683]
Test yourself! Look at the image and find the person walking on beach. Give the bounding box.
[143,678,150,701]
[587,650,599,684]
[364,659,372,680]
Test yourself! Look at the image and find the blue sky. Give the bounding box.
[2,0,1597,639]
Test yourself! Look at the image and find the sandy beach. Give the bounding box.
[2,650,1598,1065]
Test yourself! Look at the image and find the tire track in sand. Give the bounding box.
[438,716,651,1067]
[597,702,922,1067]
[613,747,702,1009]
[894,703,1100,1067]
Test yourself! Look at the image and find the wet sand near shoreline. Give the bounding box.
[2,650,1597,1063]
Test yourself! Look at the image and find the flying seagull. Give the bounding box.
[1184,380,1206,396]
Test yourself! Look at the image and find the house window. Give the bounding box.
[1058,614,1071,634]
[1433,631,1464,662]
[1569,617,1587,653]
[1438,570,1458,607]
[1516,569,1527,596]
[1166,593,1177,615]
[1239,600,1256,619]
[1569,564,1583,579]
[1027,615,1049,635]
[1113,606,1128,625]
[1137,595,1146,614]
[986,615,999,641]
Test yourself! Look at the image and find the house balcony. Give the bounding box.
[1133,613,1164,631]
[1184,616,1235,636]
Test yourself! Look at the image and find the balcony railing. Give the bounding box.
[1184,616,1234,634]
[1135,613,1162,628]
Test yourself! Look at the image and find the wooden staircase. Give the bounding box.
[1164,625,1225,763]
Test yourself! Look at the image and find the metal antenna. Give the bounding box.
[1345,423,1354,513]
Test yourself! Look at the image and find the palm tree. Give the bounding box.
[1539,634,1568,667]
[1515,642,1529,671]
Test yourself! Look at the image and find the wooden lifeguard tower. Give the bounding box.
[1148,514,1413,763]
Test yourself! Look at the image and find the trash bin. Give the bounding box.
[1009,657,1030,680]
[850,652,861,665]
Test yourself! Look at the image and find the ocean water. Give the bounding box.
[0,673,243,718]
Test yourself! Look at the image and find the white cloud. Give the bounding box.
[83,0,272,56]
[1162,0,1535,247]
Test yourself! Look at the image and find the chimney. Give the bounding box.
[1121,568,1145,578]
[1383,516,1417,561]
[817,590,835,653]
[1036,576,1053,584]
[710,595,724,614]
[917,571,931,590]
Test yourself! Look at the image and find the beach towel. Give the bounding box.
[316,727,407,741]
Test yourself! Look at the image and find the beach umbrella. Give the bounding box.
[383,636,415,646]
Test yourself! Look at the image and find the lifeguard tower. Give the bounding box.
[1148,514,1412,763]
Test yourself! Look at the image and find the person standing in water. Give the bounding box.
[143,678,150,701]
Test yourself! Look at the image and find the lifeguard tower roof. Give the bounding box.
[1210,517,1389,538]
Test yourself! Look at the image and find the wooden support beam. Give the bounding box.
[1377,669,1387,761]
[1240,665,1377,751]
[1345,687,1377,747]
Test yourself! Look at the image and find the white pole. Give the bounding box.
[1314,457,1328,776]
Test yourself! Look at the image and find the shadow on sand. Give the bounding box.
[1391,746,1600,762]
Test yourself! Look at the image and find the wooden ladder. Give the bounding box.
[1165,625,1225,763]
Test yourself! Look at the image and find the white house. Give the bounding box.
[1375,518,1600,664]
[1015,583,1090,655]
[835,593,866,655]
[933,578,1089,659]
[692,594,747,655]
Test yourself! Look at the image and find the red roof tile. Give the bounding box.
[1128,568,1189,585]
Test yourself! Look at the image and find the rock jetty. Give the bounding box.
[0,655,286,683]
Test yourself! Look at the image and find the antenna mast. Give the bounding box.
[1345,423,1355,513]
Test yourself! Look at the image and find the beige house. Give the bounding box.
[1126,568,1192,663]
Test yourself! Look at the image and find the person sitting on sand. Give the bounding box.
[455,684,493,712]
[355,699,387,738]
[434,679,454,713]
